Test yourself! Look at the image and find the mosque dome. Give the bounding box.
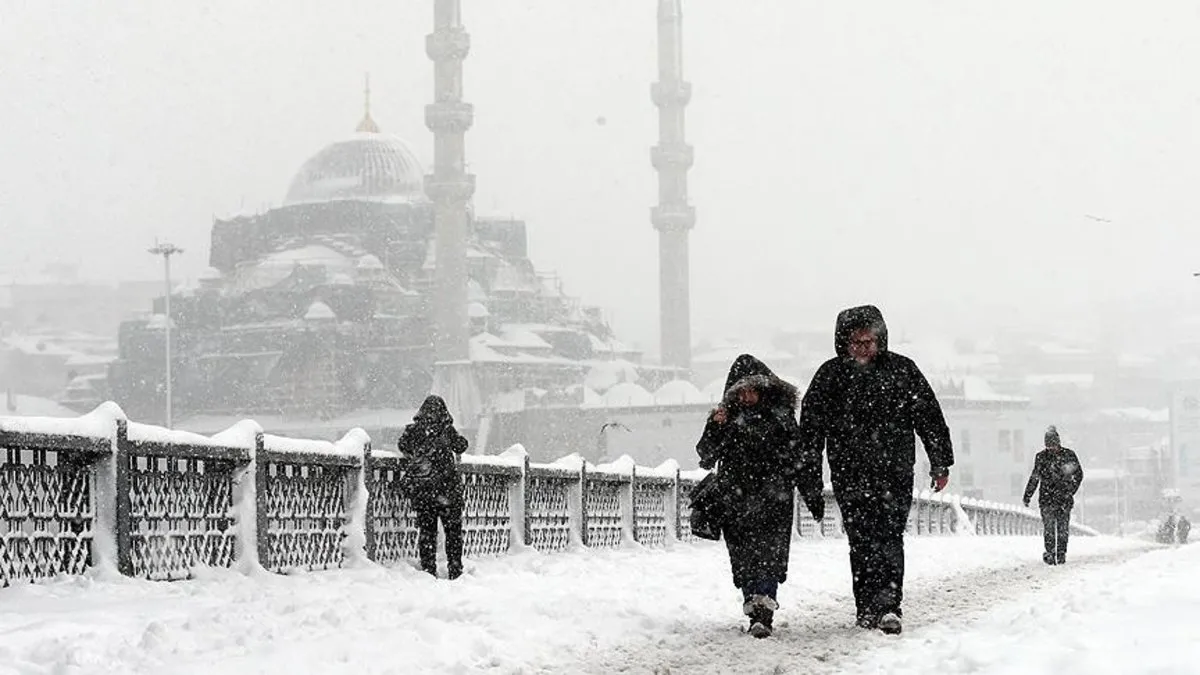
[283,85,426,206]
[283,133,426,206]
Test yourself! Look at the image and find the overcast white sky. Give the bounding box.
[2,1,1199,353]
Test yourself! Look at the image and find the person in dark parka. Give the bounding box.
[797,305,954,635]
[1022,425,1083,565]
[696,354,820,639]
[397,395,470,579]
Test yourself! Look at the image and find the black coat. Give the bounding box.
[798,305,954,500]
[1023,447,1084,508]
[397,395,469,509]
[696,354,802,588]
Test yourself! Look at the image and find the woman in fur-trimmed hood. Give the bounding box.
[695,354,817,638]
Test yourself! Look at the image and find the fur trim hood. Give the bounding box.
[721,354,798,411]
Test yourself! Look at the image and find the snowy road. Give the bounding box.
[0,536,1165,674]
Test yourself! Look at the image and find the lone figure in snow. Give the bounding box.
[797,305,954,634]
[1023,425,1084,565]
[397,395,469,579]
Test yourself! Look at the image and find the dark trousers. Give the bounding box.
[416,500,464,578]
[742,580,779,602]
[839,486,913,620]
[1040,504,1071,564]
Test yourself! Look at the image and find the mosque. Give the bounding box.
[106,0,698,446]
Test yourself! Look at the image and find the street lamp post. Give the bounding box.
[148,242,183,427]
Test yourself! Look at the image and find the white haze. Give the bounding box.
[2,1,1199,352]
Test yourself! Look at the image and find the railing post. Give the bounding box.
[341,438,375,566]
[819,492,835,537]
[792,489,802,538]
[254,432,270,571]
[579,461,590,547]
[361,440,376,562]
[623,464,637,545]
[521,454,532,549]
[507,454,529,551]
[666,467,680,544]
[113,419,132,577]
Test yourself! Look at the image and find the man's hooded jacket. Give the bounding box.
[798,305,954,496]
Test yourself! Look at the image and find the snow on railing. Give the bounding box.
[0,403,1087,587]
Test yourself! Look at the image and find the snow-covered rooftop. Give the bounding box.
[652,380,706,405]
[1096,407,1169,424]
[602,382,654,407]
[1024,373,1096,387]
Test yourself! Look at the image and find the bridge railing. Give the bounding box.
[1,402,1092,586]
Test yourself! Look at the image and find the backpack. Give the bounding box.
[399,454,438,494]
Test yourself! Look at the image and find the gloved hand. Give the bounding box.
[929,466,949,492]
[803,491,825,521]
[1023,498,1030,508]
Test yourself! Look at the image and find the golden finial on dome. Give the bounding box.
[356,73,381,133]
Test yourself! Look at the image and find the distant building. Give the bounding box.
[0,266,158,338]
[106,110,643,434]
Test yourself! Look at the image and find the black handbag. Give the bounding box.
[688,471,726,541]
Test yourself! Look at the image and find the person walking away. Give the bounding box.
[397,395,469,579]
[696,354,820,638]
[1178,514,1191,544]
[1022,425,1084,565]
[797,305,954,635]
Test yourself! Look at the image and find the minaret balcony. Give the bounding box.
[426,29,471,61]
[651,81,692,107]
[651,143,694,170]
[651,204,696,232]
[425,102,475,133]
[425,174,477,203]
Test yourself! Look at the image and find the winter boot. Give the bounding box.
[1042,552,1056,565]
[747,607,774,638]
[743,595,777,639]
[856,614,880,630]
[877,612,902,635]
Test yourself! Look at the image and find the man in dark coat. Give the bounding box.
[1023,425,1083,565]
[397,395,470,579]
[797,305,954,635]
[696,354,819,638]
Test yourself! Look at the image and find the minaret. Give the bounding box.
[652,0,695,374]
[426,0,480,424]
[357,73,380,133]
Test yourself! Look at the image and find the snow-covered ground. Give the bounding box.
[0,535,1176,674]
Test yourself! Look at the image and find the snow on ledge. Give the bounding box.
[372,447,403,460]
[0,401,125,440]
[260,429,369,460]
[127,422,254,449]
[211,420,263,450]
[592,455,636,476]
[499,444,528,461]
[548,453,585,472]
[639,459,680,479]
[334,428,370,456]
[462,452,524,469]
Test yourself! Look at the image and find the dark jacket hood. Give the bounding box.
[413,394,454,428]
[721,354,798,411]
[834,305,889,358]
